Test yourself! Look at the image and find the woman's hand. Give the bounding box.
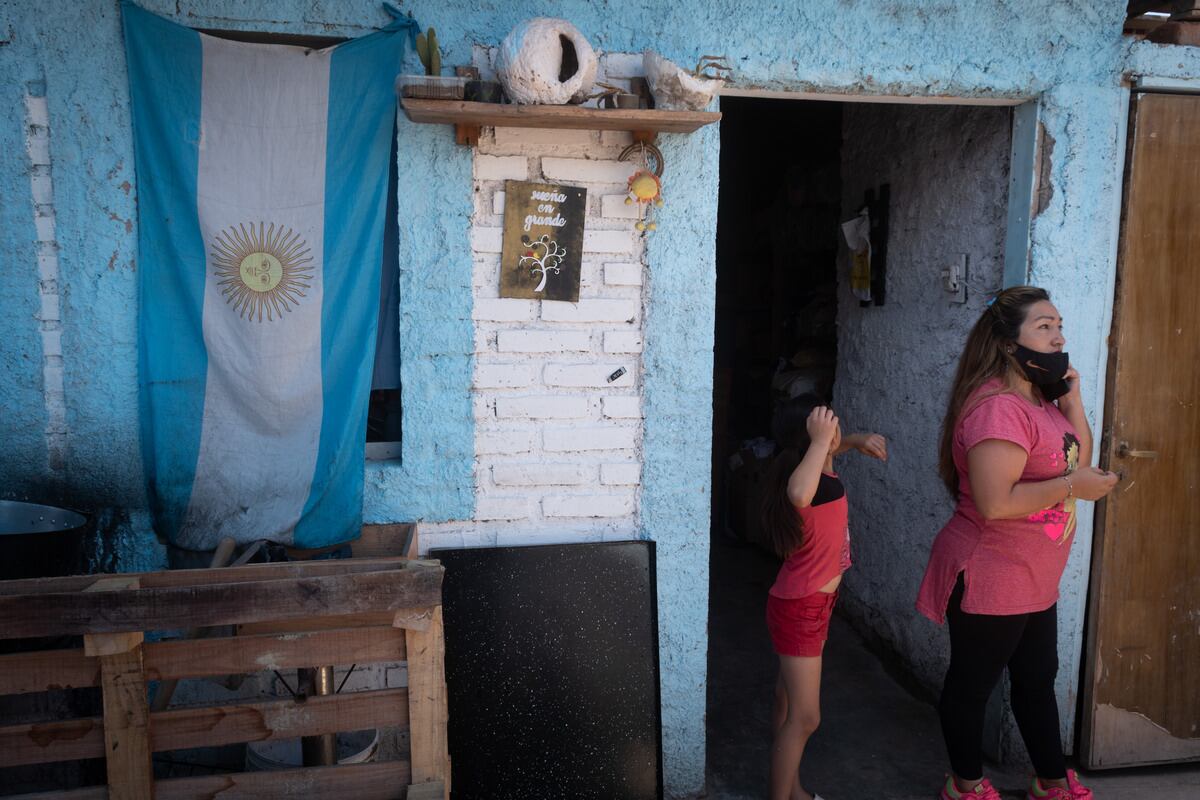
[1069,466,1119,501]
[853,433,888,462]
[806,407,839,452]
[1057,365,1083,410]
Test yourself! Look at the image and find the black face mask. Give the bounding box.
[1012,344,1070,401]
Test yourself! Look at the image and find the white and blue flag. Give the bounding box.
[123,2,411,549]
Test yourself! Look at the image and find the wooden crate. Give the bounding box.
[0,556,448,800]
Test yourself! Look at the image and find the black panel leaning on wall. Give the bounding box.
[432,541,663,800]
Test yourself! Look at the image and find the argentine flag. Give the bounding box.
[123,2,412,550]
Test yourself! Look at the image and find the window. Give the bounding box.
[366,125,402,460]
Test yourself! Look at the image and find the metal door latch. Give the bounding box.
[1117,441,1159,459]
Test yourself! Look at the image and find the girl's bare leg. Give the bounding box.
[769,654,823,800]
[770,675,806,800]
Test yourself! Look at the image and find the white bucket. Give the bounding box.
[245,728,380,771]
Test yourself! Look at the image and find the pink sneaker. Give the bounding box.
[1066,769,1094,799]
[1027,779,1071,799]
[940,775,1002,800]
[1028,770,1093,800]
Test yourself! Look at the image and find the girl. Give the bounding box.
[761,395,887,800]
[916,286,1118,800]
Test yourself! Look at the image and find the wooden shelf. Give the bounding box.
[400,98,721,146]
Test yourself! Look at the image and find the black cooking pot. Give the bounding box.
[0,500,90,581]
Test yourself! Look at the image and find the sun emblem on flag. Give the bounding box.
[210,222,314,322]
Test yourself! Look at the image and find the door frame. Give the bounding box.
[705,87,1043,753]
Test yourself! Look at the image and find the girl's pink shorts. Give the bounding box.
[766,590,838,657]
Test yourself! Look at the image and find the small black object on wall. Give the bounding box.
[860,184,890,307]
[432,540,663,800]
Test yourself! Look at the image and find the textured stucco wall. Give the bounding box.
[642,121,719,796]
[834,100,1014,734]
[363,114,475,525]
[1022,80,1130,754]
[0,78,49,494]
[4,1,1199,794]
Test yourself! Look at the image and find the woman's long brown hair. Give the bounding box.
[939,285,1050,497]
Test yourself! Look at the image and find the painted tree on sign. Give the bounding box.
[519,234,567,293]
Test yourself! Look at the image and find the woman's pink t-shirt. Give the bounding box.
[771,473,852,599]
[916,383,1081,622]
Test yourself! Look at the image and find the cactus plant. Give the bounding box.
[415,27,441,76]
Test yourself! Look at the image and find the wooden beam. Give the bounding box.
[405,606,449,797]
[0,689,410,768]
[0,646,99,695]
[0,625,406,695]
[393,606,434,632]
[236,610,397,636]
[96,645,153,799]
[3,762,413,800]
[406,782,446,800]
[402,525,419,559]
[0,564,444,639]
[144,626,406,681]
[0,556,419,597]
[82,577,154,800]
[455,123,481,146]
[401,98,721,134]
[155,761,412,799]
[150,687,409,754]
[352,523,418,558]
[0,716,105,767]
[4,788,107,800]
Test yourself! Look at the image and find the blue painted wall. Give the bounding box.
[3,2,1197,795]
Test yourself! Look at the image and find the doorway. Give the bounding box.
[706,95,1017,794]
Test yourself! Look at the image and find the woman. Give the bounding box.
[916,286,1118,800]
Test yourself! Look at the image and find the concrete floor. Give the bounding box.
[704,533,1200,800]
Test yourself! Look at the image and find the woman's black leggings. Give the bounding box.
[938,574,1067,781]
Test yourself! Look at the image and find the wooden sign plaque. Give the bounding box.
[500,180,587,302]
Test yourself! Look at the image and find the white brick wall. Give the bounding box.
[600,463,641,485]
[603,331,644,353]
[495,395,590,419]
[540,299,640,323]
[474,363,537,389]
[542,157,636,185]
[473,298,535,322]
[601,195,639,220]
[447,120,649,547]
[474,154,529,181]
[543,493,635,518]
[497,330,591,353]
[602,396,641,419]
[603,262,643,286]
[543,363,635,388]
[582,229,639,255]
[25,91,66,472]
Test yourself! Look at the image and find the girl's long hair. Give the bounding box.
[939,285,1050,497]
[761,393,826,559]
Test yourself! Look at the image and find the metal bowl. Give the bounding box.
[0,500,90,580]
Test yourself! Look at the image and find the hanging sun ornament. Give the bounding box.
[211,221,314,322]
[620,142,665,233]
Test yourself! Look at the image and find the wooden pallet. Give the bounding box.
[0,556,448,800]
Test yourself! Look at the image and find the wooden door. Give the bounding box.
[1081,92,1200,768]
